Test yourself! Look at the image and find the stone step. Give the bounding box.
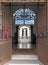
[11,55,38,60]
[4,55,44,65]
[4,60,44,65]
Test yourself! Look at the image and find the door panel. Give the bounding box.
[0,3,12,65]
[37,3,48,65]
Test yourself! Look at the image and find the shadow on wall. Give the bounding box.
[32,33,36,45]
[12,31,18,44]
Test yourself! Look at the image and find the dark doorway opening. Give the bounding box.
[11,2,37,55]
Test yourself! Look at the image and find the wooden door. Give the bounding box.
[0,3,12,65]
[37,3,48,65]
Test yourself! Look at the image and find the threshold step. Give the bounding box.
[12,55,38,60]
[4,60,44,65]
[9,64,39,65]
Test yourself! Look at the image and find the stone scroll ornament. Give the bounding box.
[3,26,9,38]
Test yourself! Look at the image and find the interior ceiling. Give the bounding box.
[3,2,45,14]
[4,2,45,6]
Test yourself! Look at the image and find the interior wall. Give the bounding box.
[0,3,12,65]
[37,3,48,65]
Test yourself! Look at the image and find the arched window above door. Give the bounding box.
[13,9,36,25]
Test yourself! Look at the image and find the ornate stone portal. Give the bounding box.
[18,26,31,49]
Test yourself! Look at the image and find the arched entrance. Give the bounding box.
[18,26,31,49]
